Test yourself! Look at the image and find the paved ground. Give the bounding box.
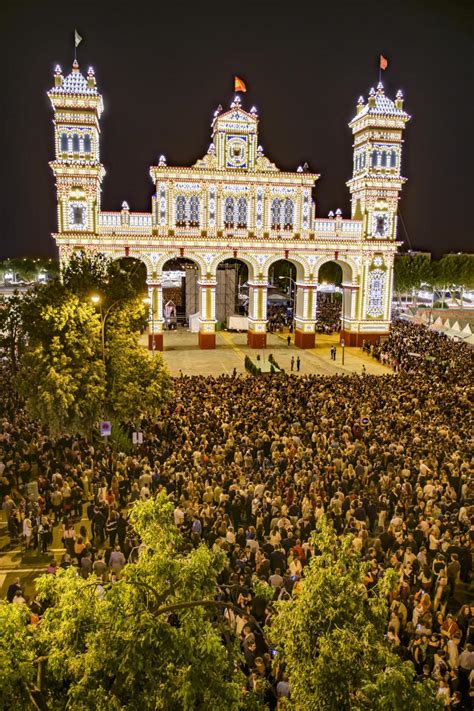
[148,329,391,377]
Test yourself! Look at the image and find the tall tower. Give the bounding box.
[48,61,105,246]
[347,81,410,240]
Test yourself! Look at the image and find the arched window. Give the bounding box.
[176,195,187,226]
[271,199,282,230]
[283,199,294,230]
[83,135,92,153]
[72,134,80,152]
[371,150,378,168]
[60,133,68,152]
[224,197,235,228]
[391,150,397,168]
[189,195,200,226]
[381,151,387,167]
[237,197,247,228]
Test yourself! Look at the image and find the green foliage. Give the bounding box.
[108,329,171,426]
[16,293,106,436]
[394,254,432,298]
[0,293,26,373]
[0,601,37,710]
[26,494,262,710]
[272,517,441,711]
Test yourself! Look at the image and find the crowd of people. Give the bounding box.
[1,319,473,708]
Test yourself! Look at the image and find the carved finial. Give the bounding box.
[250,106,258,115]
[231,95,242,108]
[369,87,376,97]
[335,208,342,217]
[376,81,384,93]
[158,155,167,167]
[328,211,335,219]
[207,143,216,155]
[121,201,130,211]
[303,162,309,172]
[357,95,364,105]
[257,145,264,158]
[54,64,62,75]
[72,59,80,71]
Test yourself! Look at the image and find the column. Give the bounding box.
[294,281,317,348]
[247,281,268,348]
[340,283,359,346]
[147,278,164,351]
[198,276,217,349]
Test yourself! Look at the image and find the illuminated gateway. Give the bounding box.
[48,61,410,350]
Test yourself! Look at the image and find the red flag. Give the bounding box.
[234,76,247,93]
[380,54,388,71]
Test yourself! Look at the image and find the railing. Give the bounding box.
[96,214,363,240]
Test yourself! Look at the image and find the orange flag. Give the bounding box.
[234,76,247,93]
[380,54,388,70]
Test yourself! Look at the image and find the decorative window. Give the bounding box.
[271,199,282,230]
[189,196,200,226]
[72,134,80,152]
[284,199,294,230]
[256,188,263,229]
[84,135,92,153]
[224,197,235,228]
[68,202,87,230]
[60,134,68,152]
[208,186,216,228]
[237,197,247,228]
[176,195,187,226]
[381,151,387,167]
[367,269,385,317]
[390,150,397,168]
[371,150,378,167]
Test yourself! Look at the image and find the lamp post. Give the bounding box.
[278,275,296,328]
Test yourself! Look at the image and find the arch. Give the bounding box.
[313,255,358,284]
[60,133,68,152]
[84,134,92,153]
[262,254,311,282]
[371,150,378,167]
[107,251,155,278]
[210,252,260,280]
[390,150,397,168]
[381,151,387,167]
[72,134,80,152]
[154,251,209,279]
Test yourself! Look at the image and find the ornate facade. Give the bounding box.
[48,61,410,349]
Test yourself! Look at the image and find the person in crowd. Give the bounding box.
[1,319,472,703]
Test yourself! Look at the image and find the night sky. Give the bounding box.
[1,0,473,259]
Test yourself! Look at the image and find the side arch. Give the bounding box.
[313,254,360,284]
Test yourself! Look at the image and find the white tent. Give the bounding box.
[188,312,200,333]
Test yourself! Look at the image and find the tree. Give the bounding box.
[271,518,441,711]
[107,320,172,426]
[0,602,38,711]
[3,495,265,710]
[16,293,106,437]
[0,292,26,374]
[394,254,432,306]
